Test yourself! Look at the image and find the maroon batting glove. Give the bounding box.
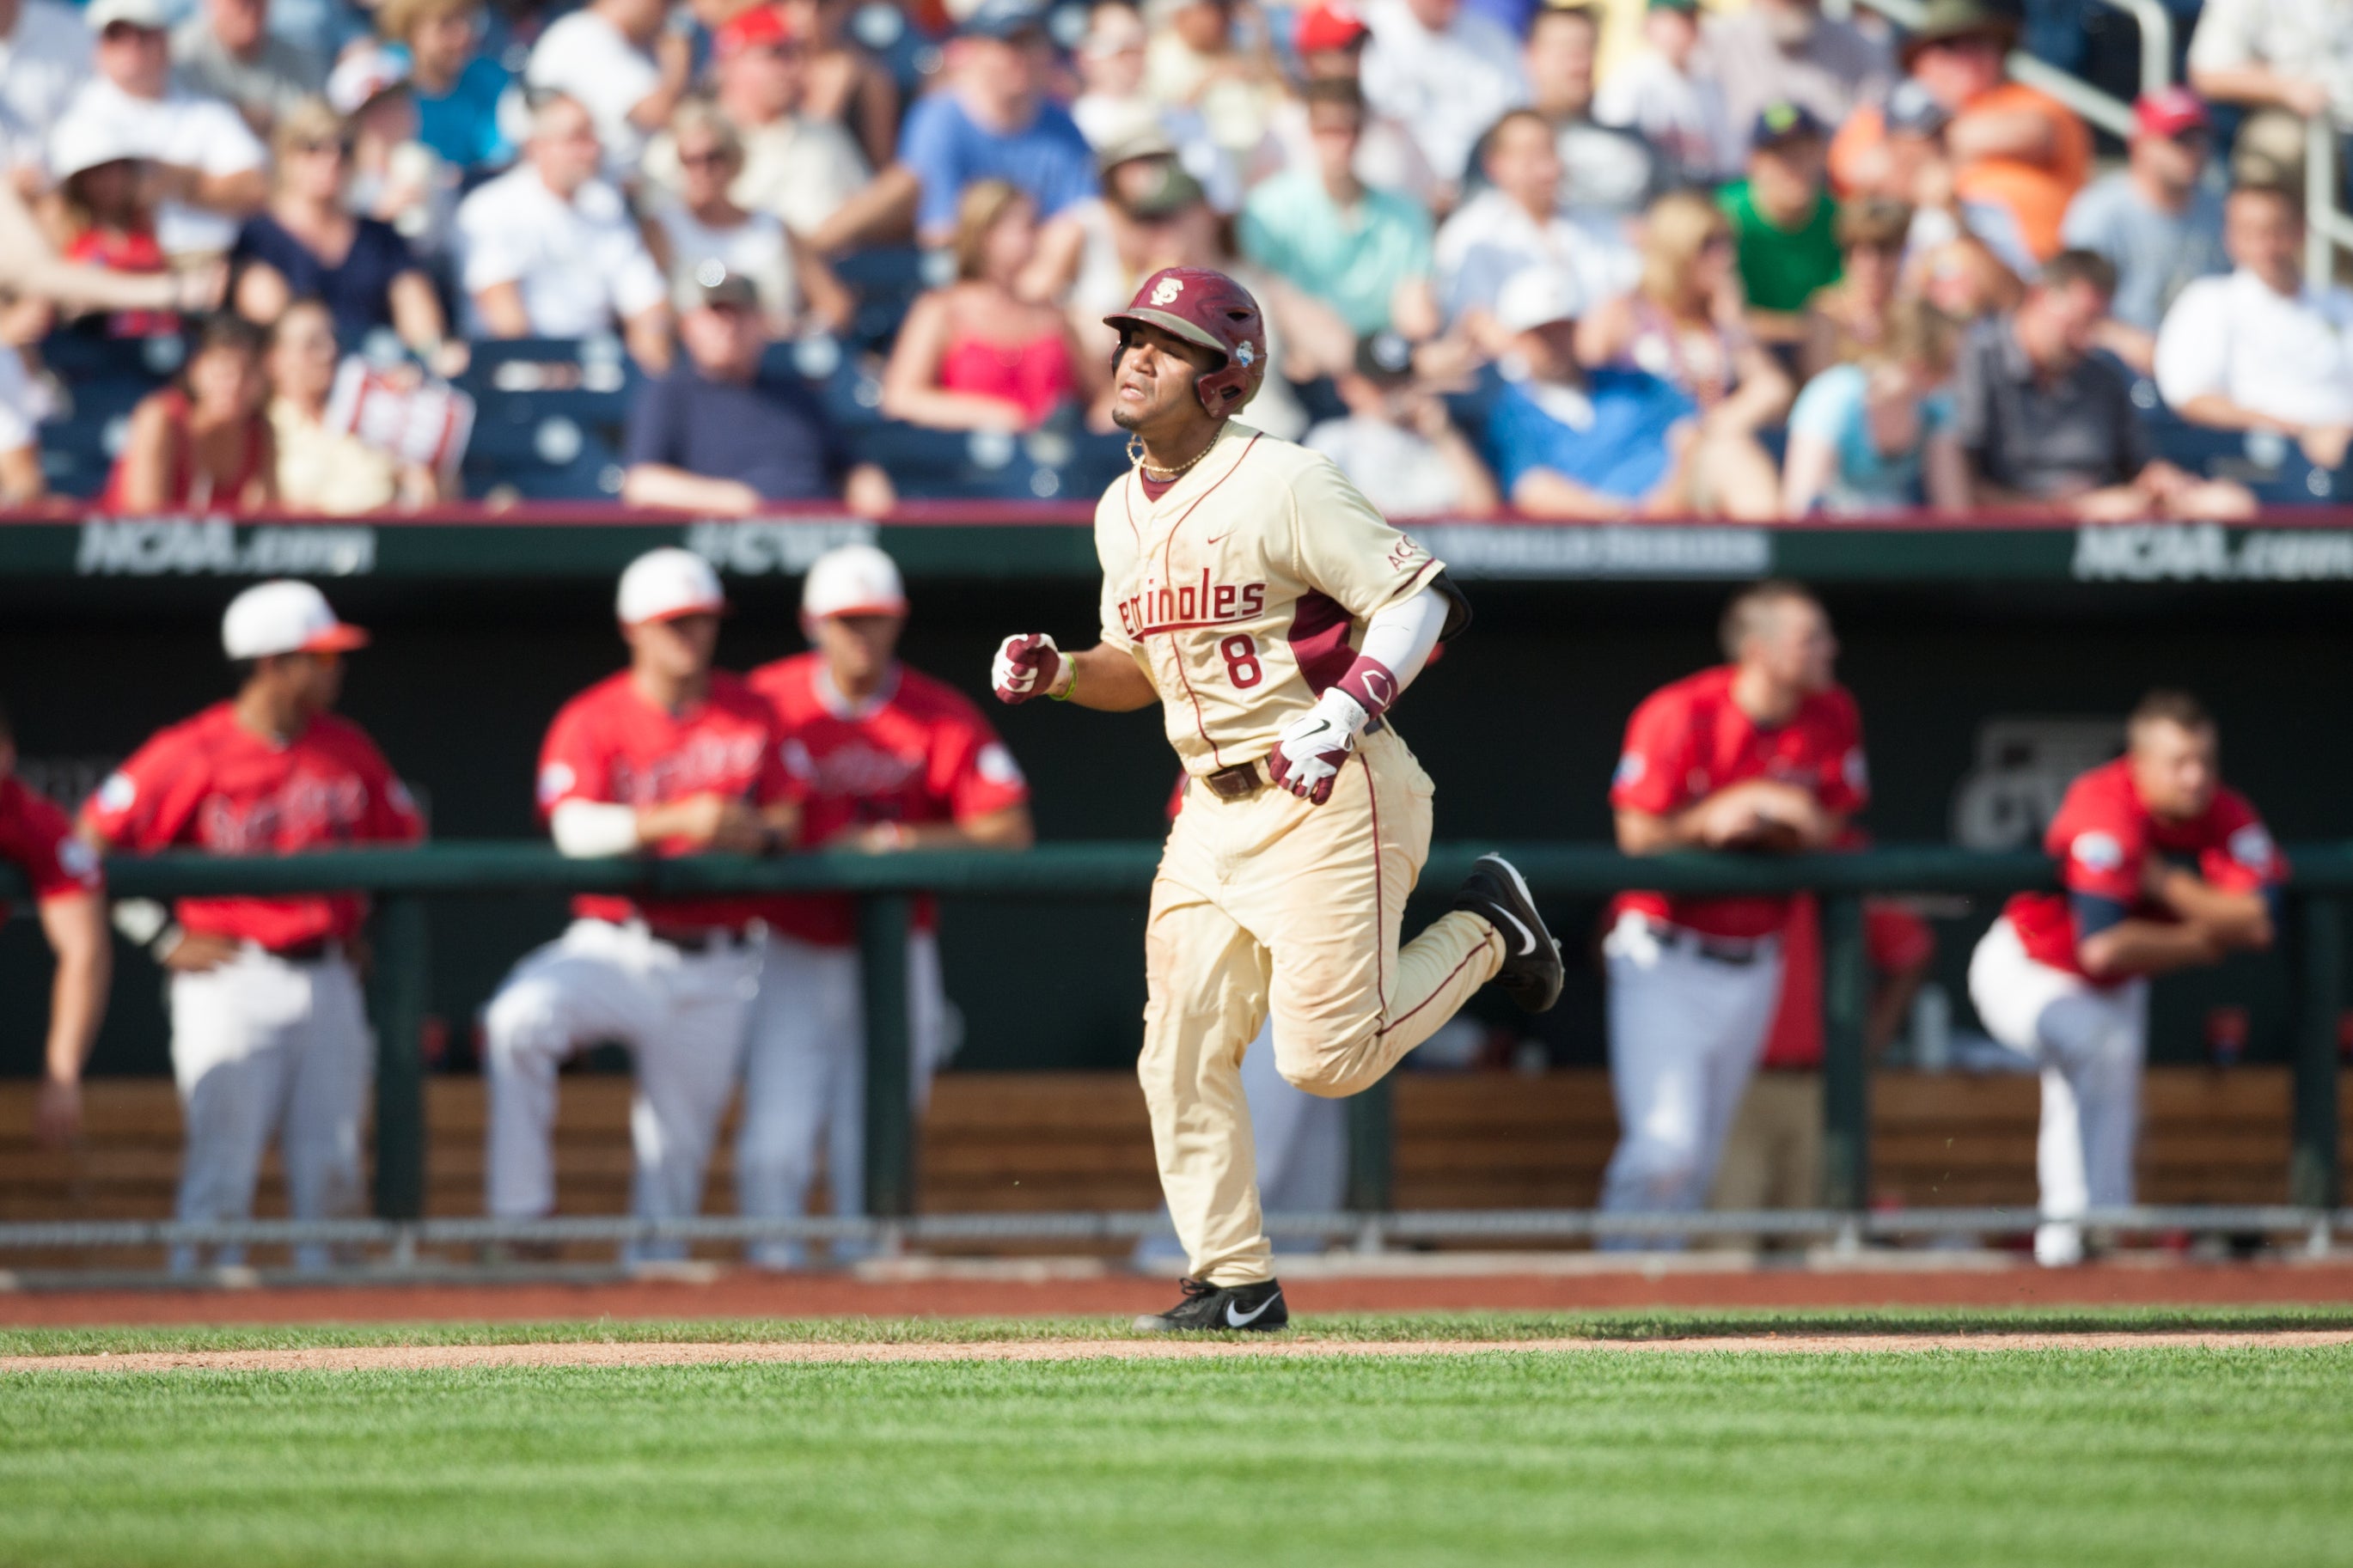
[992,633,1063,705]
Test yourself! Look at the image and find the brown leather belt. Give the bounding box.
[1200,718,1386,802]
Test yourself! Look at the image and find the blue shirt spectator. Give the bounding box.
[900,0,1097,242]
[2057,89,2228,337]
[382,0,516,176]
[1482,365,1691,501]
[1783,362,1955,511]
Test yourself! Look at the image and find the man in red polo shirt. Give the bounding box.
[737,544,1032,1266]
[1968,689,2281,1266]
[82,581,422,1272]
[0,702,110,1151]
[482,548,800,1254]
[1600,580,1867,1242]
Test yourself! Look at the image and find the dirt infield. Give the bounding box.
[9,1327,2353,1375]
[4,1256,2352,1328]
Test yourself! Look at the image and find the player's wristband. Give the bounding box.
[1047,659,1078,702]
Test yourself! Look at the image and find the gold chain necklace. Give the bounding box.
[1129,434,1215,480]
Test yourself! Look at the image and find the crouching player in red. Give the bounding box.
[1968,690,2282,1266]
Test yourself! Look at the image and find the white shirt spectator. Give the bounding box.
[456,162,667,338]
[2188,0,2353,129]
[0,0,89,176]
[1593,46,1732,185]
[46,76,262,254]
[643,115,870,240]
[1434,185,1638,325]
[1360,0,1527,188]
[526,8,658,172]
[2154,266,2353,428]
[649,198,800,324]
[1306,414,1471,516]
[0,343,41,460]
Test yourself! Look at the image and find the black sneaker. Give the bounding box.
[1453,852,1564,1013]
[1132,1277,1288,1333]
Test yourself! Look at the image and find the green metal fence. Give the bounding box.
[3,842,2345,1221]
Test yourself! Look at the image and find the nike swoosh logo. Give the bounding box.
[1206,533,1232,544]
[1490,906,1537,957]
[1225,1293,1280,1327]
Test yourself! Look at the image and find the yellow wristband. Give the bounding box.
[1047,660,1078,702]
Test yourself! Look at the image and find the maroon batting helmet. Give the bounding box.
[1103,266,1267,417]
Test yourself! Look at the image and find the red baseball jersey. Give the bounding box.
[1609,666,1867,940]
[0,776,104,931]
[536,671,795,931]
[83,704,423,949]
[1757,894,1938,1070]
[2002,757,2285,981]
[749,655,1029,947]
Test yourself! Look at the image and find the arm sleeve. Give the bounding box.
[2201,798,2287,893]
[535,706,606,821]
[551,799,641,857]
[12,797,103,902]
[81,738,180,851]
[2055,808,2145,904]
[1610,692,1691,815]
[1354,586,1447,694]
[2152,284,2228,409]
[938,710,1030,821]
[457,200,527,292]
[1281,454,1445,620]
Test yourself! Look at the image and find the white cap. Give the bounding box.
[616,546,726,625]
[47,113,141,183]
[801,543,908,619]
[86,0,169,30]
[1494,266,1586,335]
[222,580,370,661]
[327,45,411,116]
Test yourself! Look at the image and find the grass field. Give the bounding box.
[3,1308,2350,1567]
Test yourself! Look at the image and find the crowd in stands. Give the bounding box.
[1,0,2352,513]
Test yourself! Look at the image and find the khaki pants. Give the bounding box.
[1708,1070,1824,1223]
[1140,726,1500,1286]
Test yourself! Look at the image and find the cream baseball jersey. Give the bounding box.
[1094,420,1446,775]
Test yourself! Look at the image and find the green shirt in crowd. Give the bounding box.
[1717,179,1843,314]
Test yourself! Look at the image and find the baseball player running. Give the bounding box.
[0,702,110,1150]
[737,543,1034,1268]
[992,266,1564,1333]
[482,549,799,1259]
[1968,690,2281,1266]
[1599,581,1866,1245]
[81,581,423,1272]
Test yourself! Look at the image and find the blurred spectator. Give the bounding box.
[0,0,91,186]
[2187,0,2353,195]
[1829,0,2088,263]
[882,179,1085,430]
[1594,0,1732,189]
[1692,0,1892,176]
[2061,88,2227,352]
[103,313,277,510]
[1802,196,1910,376]
[1238,76,1437,340]
[171,0,324,135]
[455,93,670,369]
[1305,353,1499,515]
[1862,79,2035,280]
[1267,0,1438,209]
[379,0,516,174]
[899,0,1098,248]
[1524,1,1656,219]
[779,0,899,172]
[329,45,457,263]
[0,333,42,497]
[622,266,893,513]
[1953,250,2257,519]
[1066,130,1236,343]
[1784,297,1967,513]
[647,100,852,338]
[266,296,439,510]
[0,177,221,316]
[2155,183,2353,472]
[1719,101,1841,345]
[1912,225,2022,322]
[0,703,105,1148]
[1480,268,1779,519]
[1071,0,1239,210]
[49,115,178,338]
[1435,107,1636,350]
[1581,188,1794,437]
[232,98,450,363]
[1360,0,1527,200]
[645,6,874,248]
[1145,0,1279,168]
[524,0,689,176]
[49,0,267,258]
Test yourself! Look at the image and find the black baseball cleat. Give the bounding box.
[1453,853,1565,1013]
[1132,1277,1288,1333]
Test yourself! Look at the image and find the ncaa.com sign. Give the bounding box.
[2072,522,2353,582]
[76,518,377,577]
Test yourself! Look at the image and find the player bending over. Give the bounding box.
[992,267,1565,1333]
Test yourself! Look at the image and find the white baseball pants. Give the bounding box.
[1967,916,2148,1266]
[735,929,948,1269]
[1598,912,1784,1248]
[482,917,761,1256]
[168,946,371,1273]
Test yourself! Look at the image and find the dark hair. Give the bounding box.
[1718,580,1821,661]
[1476,107,1555,177]
[182,314,268,380]
[1299,76,1366,117]
[1835,196,1912,251]
[2130,688,2213,735]
[1530,1,1600,37]
[2228,180,2301,216]
[2036,249,2118,300]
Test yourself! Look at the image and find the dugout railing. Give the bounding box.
[0,843,2347,1262]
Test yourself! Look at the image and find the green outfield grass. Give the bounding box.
[3,1309,2349,1567]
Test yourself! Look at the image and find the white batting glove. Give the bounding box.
[993,633,1067,705]
[1265,689,1370,805]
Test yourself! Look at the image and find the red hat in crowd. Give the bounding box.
[714,4,793,58]
[1293,1,1367,54]
[2134,86,2210,140]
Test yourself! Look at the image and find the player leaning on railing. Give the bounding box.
[991,267,1567,1333]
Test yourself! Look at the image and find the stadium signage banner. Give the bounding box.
[1404,523,1771,579]
[76,518,377,577]
[2070,523,2353,582]
[683,518,877,575]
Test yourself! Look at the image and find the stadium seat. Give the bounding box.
[33,333,177,500]
[2134,377,2340,504]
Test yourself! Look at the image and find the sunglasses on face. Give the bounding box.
[294,137,353,157]
[101,22,166,42]
[678,148,734,168]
